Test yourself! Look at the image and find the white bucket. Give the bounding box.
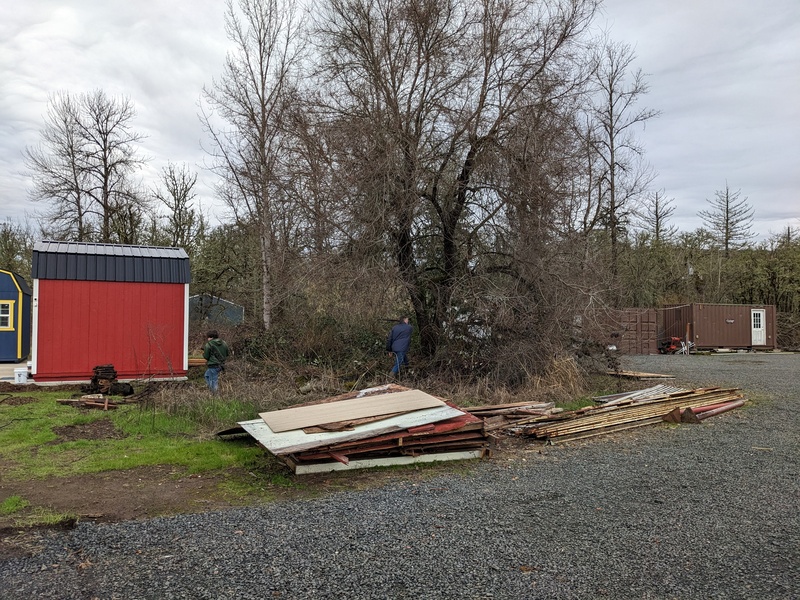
[14,367,28,384]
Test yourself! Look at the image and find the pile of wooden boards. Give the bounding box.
[57,394,134,410]
[237,384,489,474]
[506,387,745,444]
[464,401,564,433]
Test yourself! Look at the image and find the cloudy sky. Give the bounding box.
[1,0,798,239]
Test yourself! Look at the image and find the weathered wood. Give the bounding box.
[607,370,674,379]
[259,390,444,433]
[240,405,465,455]
[57,398,118,410]
[466,401,555,414]
[521,388,744,442]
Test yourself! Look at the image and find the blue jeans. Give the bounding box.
[391,352,409,374]
[205,366,223,393]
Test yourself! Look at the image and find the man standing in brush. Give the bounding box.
[203,330,230,394]
[386,316,413,377]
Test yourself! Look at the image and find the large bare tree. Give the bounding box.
[201,0,304,331]
[24,90,147,243]
[313,0,599,358]
[589,40,658,278]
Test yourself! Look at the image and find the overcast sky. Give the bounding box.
[1,0,798,239]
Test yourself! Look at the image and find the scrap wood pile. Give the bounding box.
[465,401,563,433]
[235,384,489,474]
[57,394,121,410]
[472,386,745,444]
[80,364,134,396]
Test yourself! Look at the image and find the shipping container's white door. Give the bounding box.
[751,309,766,346]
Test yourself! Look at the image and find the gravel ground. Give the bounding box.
[2,353,798,599]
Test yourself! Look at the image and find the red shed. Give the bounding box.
[31,241,191,383]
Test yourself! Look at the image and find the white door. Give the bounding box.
[751,309,766,346]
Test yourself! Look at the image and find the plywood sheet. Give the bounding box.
[259,390,444,433]
[240,404,464,455]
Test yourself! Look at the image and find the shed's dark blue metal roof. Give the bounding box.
[31,241,191,283]
[0,270,32,295]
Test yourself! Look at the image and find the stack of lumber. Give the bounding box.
[593,384,687,404]
[464,401,562,432]
[512,387,745,444]
[237,384,489,474]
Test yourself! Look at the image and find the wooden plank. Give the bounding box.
[290,383,411,408]
[607,370,674,379]
[259,390,444,433]
[240,404,465,455]
[465,401,554,413]
[288,449,487,475]
[302,411,407,433]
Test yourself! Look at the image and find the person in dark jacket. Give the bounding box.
[203,330,230,393]
[386,316,412,376]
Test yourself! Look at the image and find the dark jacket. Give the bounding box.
[203,338,230,368]
[386,321,412,353]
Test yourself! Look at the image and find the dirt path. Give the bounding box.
[1,465,241,525]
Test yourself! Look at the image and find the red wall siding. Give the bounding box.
[35,280,186,381]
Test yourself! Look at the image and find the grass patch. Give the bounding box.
[4,506,77,528]
[1,495,29,515]
[0,388,267,480]
[556,396,596,412]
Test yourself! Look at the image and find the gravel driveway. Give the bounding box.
[2,353,798,599]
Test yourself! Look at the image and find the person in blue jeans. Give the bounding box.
[203,330,230,393]
[386,316,412,376]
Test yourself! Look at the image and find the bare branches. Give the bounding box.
[24,90,147,243]
[698,184,754,256]
[201,0,305,330]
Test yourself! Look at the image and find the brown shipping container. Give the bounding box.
[617,309,659,355]
[661,304,777,350]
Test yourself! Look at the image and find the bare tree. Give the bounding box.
[152,162,207,254]
[698,184,754,257]
[314,0,599,357]
[638,189,677,243]
[201,0,304,331]
[24,93,93,241]
[589,40,658,277]
[24,90,147,243]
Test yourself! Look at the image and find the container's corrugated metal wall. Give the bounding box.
[596,308,659,355]
[661,304,777,350]
[617,309,658,355]
[661,305,692,343]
